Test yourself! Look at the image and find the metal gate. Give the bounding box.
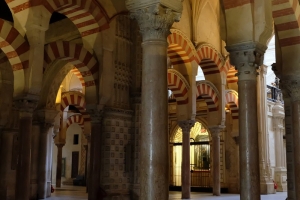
[170,141,211,188]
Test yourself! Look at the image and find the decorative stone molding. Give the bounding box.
[126,0,183,14]
[178,120,195,134]
[226,42,267,81]
[128,3,181,41]
[280,78,300,102]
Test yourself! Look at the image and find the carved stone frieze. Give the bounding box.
[129,3,181,41]
[178,120,195,134]
[226,42,267,81]
[280,77,300,101]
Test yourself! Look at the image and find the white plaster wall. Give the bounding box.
[52,124,82,184]
[63,124,82,180]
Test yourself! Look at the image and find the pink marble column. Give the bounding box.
[14,99,36,200]
[128,4,182,200]
[55,143,64,188]
[178,120,195,199]
[227,43,266,200]
[209,126,224,196]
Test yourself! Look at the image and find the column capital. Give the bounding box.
[55,143,65,148]
[178,120,195,134]
[13,99,38,117]
[209,125,225,137]
[226,42,267,81]
[86,105,104,124]
[128,3,181,41]
[280,77,300,101]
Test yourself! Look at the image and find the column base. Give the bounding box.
[104,192,130,200]
[275,168,287,192]
[260,179,275,194]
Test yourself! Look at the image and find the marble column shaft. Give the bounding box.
[16,115,32,200]
[227,44,265,200]
[282,95,296,199]
[38,123,52,199]
[179,121,194,199]
[0,129,18,199]
[129,4,181,200]
[210,126,224,196]
[88,123,101,200]
[280,78,300,199]
[55,143,64,188]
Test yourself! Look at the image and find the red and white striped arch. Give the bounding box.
[272,0,300,47]
[196,44,224,76]
[44,41,98,88]
[44,0,109,37]
[61,91,91,122]
[168,69,190,105]
[227,66,238,84]
[196,81,220,112]
[0,19,29,71]
[67,114,84,130]
[167,30,197,66]
[6,0,109,38]
[225,90,239,119]
[71,68,85,88]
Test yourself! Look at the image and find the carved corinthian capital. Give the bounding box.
[280,77,300,102]
[178,120,195,134]
[226,42,267,81]
[128,3,181,41]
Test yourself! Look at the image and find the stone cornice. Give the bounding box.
[128,3,181,41]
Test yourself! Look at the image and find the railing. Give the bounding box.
[267,85,283,102]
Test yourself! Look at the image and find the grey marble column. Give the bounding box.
[127,3,182,200]
[55,143,64,188]
[227,43,266,200]
[209,126,224,196]
[14,99,36,200]
[281,79,300,199]
[178,120,195,199]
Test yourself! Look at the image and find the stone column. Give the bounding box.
[38,123,53,199]
[14,99,36,200]
[227,43,266,200]
[178,120,194,199]
[209,126,224,196]
[86,108,102,200]
[127,3,181,199]
[272,106,287,191]
[85,135,91,193]
[55,143,64,188]
[281,78,300,199]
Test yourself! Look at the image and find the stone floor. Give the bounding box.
[49,186,288,200]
